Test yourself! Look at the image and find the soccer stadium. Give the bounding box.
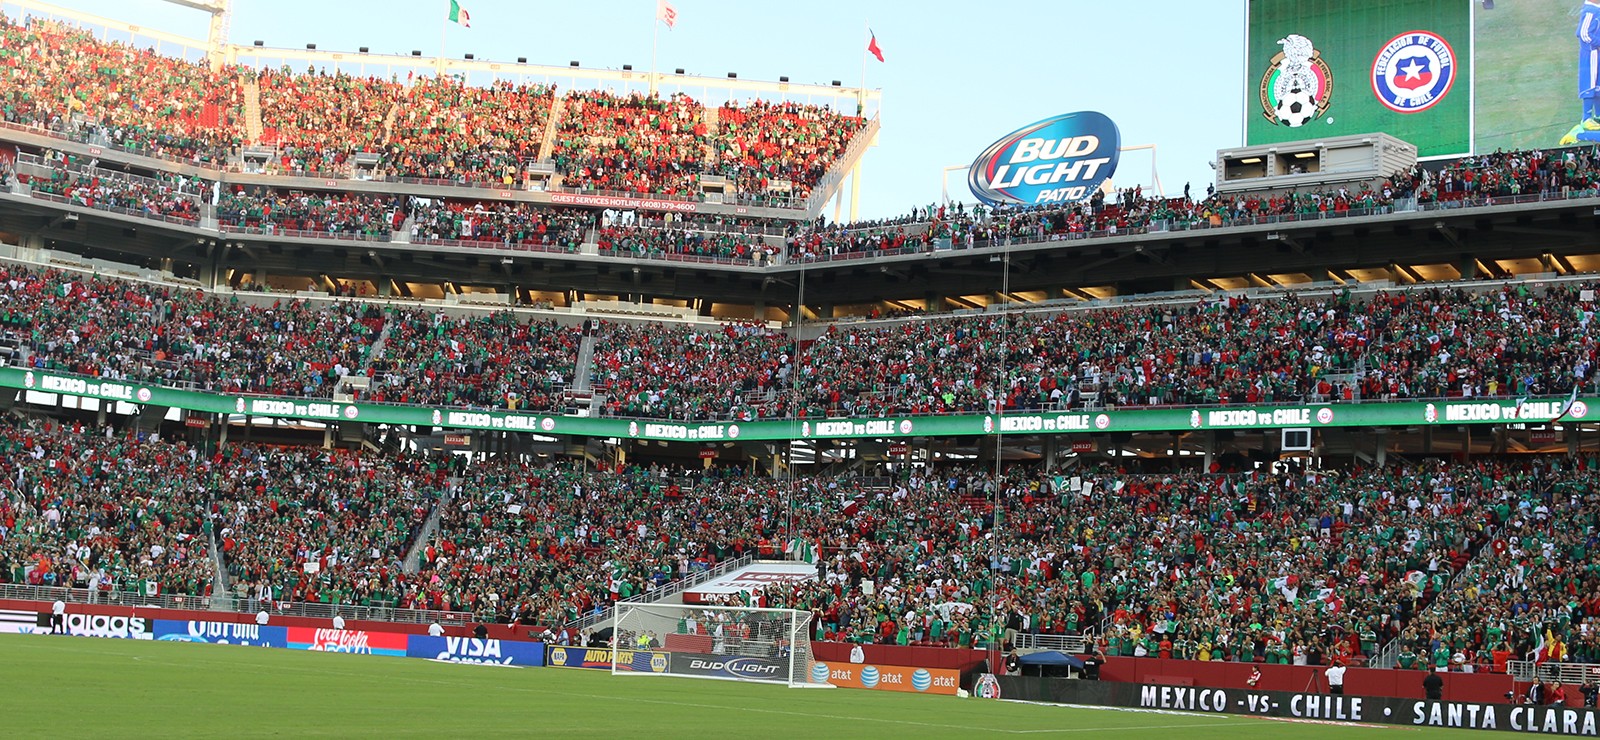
[5,0,1600,735]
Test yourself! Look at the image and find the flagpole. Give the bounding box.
[651,1,660,97]
[439,9,448,78]
[859,20,869,114]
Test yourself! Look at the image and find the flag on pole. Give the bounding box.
[867,30,884,62]
[448,0,471,27]
[657,0,677,28]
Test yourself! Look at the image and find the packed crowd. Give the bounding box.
[210,445,443,609]
[589,320,793,420]
[0,264,382,396]
[254,67,399,175]
[551,91,710,197]
[3,392,1595,675]
[364,309,579,411]
[0,13,866,195]
[26,162,204,222]
[408,198,590,248]
[5,260,1600,420]
[784,147,1600,263]
[0,416,215,599]
[0,15,241,162]
[711,100,865,203]
[217,186,404,237]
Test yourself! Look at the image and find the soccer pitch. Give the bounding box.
[0,635,1484,738]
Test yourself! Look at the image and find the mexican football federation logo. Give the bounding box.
[1260,34,1334,127]
[1371,31,1455,113]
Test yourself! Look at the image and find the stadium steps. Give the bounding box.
[402,488,451,574]
[241,78,264,144]
[537,91,566,162]
[702,106,720,165]
[379,101,400,145]
[207,525,231,610]
[570,333,597,393]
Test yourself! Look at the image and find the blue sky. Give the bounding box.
[25,0,1247,219]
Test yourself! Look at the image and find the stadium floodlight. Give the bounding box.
[611,604,825,688]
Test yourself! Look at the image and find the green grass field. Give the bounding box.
[1475,0,1577,151]
[0,635,1499,738]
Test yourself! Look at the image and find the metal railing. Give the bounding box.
[1013,632,1090,654]
[566,552,757,632]
[0,582,472,625]
[1505,659,1600,683]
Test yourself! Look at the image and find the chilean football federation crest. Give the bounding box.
[1371,31,1455,113]
[1259,34,1334,127]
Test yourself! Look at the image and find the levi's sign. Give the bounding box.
[968,111,1121,206]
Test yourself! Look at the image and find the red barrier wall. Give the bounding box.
[1100,657,1518,704]
[0,599,544,641]
[810,641,989,672]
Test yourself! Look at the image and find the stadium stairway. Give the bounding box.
[702,106,720,165]
[570,332,597,394]
[207,525,231,610]
[403,483,453,574]
[241,78,263,144]
[537,92,565,163]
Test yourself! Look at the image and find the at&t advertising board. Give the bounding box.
[810,662,961,695]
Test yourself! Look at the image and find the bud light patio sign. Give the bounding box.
[967,111,1121,207]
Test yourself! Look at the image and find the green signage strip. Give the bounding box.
[4,367,1589,442]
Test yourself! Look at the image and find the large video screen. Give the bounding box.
[1474,0,1600,151]
[1246,0,1472,157]
[1248,1,1600,156]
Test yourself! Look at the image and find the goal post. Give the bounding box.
[610,603,828,688]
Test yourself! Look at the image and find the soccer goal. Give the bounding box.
[610,603,827,688]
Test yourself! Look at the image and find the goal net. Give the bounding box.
[611,603,824,688]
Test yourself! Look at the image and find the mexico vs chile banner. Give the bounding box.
[1246,0,1470,157]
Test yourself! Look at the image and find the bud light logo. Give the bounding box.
[968,111,1121,206]
[860,665,880,688]
[912,668,932,692]
[811,662,831,683]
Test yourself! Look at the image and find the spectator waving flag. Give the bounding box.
[1555,384,1582,420]
[448,0,470,27]
[867,30,884,62]
[657,0,677,29]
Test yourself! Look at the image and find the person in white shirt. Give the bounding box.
[255,610,269,626]
[428,621,445,637]
[332,614,345,630]
[1326,660,1347,695]
[850,644,865,664]
[51,599,66,634]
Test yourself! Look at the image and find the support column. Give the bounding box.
[1458,256,1478,280]
[1202,431,1216,473]
[1374,428,1387,467]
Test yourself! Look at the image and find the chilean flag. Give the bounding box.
[1392,56,1434,90]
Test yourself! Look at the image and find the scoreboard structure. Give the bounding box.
[1245,0,1588,157]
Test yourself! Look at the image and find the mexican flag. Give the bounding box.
[448,0,470,27]
[785,537,817,564]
